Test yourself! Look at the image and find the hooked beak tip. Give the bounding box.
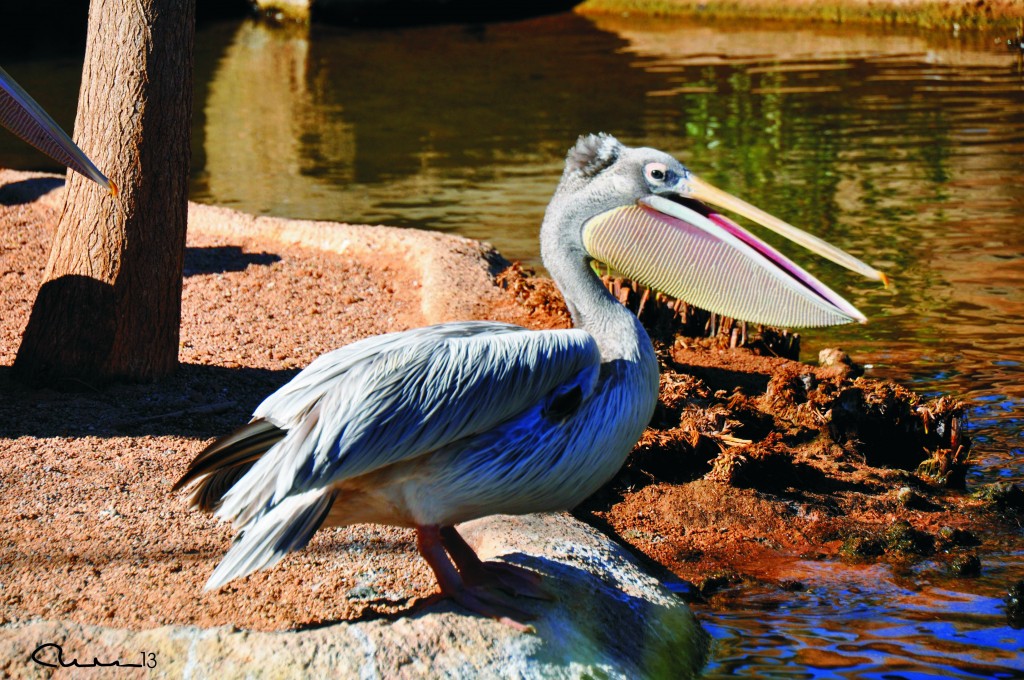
[681,174,887,287]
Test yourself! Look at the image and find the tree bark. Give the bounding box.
[13,0,195,385]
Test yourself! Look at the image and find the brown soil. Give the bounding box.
[1,178,1020,634]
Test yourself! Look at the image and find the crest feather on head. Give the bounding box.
[566,133,621,179]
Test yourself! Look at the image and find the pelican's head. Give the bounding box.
[542,133,887,328]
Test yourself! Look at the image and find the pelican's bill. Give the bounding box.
[680,175,887,286]
[0,65,116,194]
[582,196,867,328]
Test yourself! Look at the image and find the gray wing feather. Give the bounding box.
[252,322,526,428]
[216,321,600,528]
[205,488,338,590]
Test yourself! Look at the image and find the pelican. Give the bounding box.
[174,133,886,630]
[0,64,116,194]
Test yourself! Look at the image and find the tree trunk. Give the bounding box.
[13,0,195,385]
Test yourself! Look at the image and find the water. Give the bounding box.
[2,12,1023,676]
[702,556,1024,678]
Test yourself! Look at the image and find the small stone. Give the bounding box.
[896,486,923,508]
[699,571,741,597]
[1007,580,1024,628]
[818,348,863,378]
[974,482,1024,514]
[949,554,981,578]
[840,535,884,559]
[883,520,934,557]
[937,526,980,549]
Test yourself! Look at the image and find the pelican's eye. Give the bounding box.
[644,162,669,184]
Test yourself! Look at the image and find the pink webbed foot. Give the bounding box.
[417,525,542,632]
[440,526,550,600]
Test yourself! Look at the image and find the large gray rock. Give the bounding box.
[2,513,708,678]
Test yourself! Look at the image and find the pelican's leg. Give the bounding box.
[440,526,550,600]
[416,525,536,632]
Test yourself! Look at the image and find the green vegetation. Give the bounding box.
[578,0,1024,31]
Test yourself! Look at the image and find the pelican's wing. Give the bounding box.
[214,321,601,527]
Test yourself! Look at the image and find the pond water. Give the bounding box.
[2,11,1023,677]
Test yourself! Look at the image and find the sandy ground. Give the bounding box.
[1,185,441,631]
[1,175,1020,636]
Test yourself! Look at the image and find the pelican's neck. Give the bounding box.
[543,239,655,369]
[539,198,661,485]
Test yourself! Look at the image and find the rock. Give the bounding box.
[839,534,885,559]
[974,482,1024,516]
[882,520,934,557]
[696,570,743,597]
[936,526,980,549]
[896,486,932,510]
[0,513,709,678]
[817,347,862,378]
[948,554,981,578]
[896,486,918,507]
[185,201,511,327]
[1007,580,1024,629]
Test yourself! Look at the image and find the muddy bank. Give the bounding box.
[570,280,1023,607]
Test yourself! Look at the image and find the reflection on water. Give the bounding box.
[194,14,655,258]
[700,557,1024,678]
[3,13,1024,676]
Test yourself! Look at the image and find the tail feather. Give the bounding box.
[204,488,337,591]
[174,420,285,512]
[192,464,254,513]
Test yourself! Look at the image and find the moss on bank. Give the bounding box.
[578,0,1024,31]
